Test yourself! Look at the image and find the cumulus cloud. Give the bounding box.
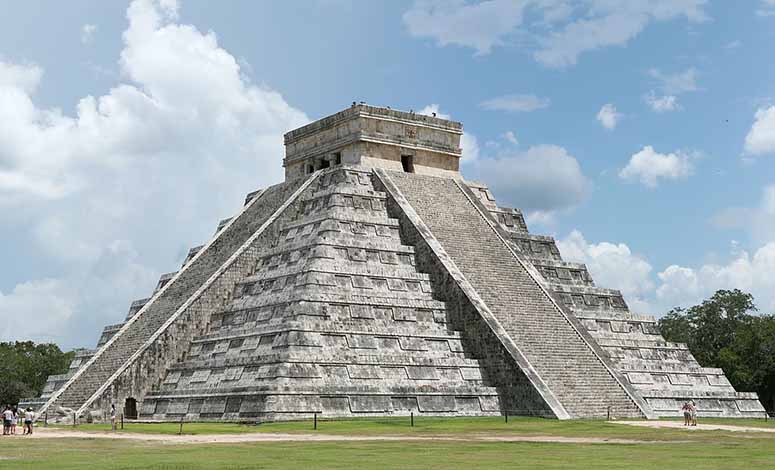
[557,230,654,311]
[479,93,550,112]
[619,145,697,187]
[744,106,775,156]
[555,231,775,315]
[656,243,775,312]
[0,0,307,348]
[596,103,622,130]
[418,104,479,163]
[466,144,590,213]
[644,92,680,112]
[403,1,709,67]
[643,68,699,113]
[402,0,529,55]
[81,24,98,44]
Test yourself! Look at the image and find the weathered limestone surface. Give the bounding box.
[140,167,502,421]
[26,104,763,421]
[380,170,646,419]
[466,179,765,418]
[37,179,305,417]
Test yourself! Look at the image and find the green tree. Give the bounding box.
[659,289,775,411]
[717,316,775,411]
[0,341,74,406]
[658,289,756,366]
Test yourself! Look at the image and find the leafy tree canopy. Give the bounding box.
[659,289,775,410]
[0,341,74,407]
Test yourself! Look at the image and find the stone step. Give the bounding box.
[383,171,646,419]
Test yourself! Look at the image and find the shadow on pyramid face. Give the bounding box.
[25,106,764,423]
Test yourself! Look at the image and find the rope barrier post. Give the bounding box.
[73,412,76,428]
[410,412,414,427]
[179,416,184,435]
[121,413,124,430]
[44,412,47,427]
[607,406,611,421]
[314,412,317,430]
[505,410,508,423]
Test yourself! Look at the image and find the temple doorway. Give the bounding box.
[124,397,138,419]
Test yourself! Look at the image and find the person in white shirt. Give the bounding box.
[24,408,35,435]
[2,406,13,435]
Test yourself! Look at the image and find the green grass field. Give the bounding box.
[2,417,774,469]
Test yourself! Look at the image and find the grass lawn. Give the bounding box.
[56,416,769,441]
[4,417,772,469]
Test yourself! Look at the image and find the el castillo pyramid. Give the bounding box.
[26,105,764,422]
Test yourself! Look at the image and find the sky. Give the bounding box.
[2,0,775,350]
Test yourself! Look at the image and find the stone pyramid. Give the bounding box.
[28,105,764,422]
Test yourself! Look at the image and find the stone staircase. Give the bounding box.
[38,178,307,416]
[380,170,647,419]
[465,173,765,418]
[140,167,503,421]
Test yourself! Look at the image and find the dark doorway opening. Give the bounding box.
[401,155,414,173]
[124,397,138,420]
[333,152,342,165]
[319,158,330,169]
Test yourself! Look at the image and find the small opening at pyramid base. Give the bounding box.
[401,155,414,173]
[124,397,138,420]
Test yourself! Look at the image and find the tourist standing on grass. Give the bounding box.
[2,406,13,435]
[10,407,17,434]
[690,401,698,426]
[24,408,34,435]
[12,407,18,434]
[111,404,117,431]
[681,402,692,426]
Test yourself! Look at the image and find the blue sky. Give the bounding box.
[2,0,775,349]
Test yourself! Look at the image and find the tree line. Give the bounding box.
[0,341,73,406]
[659,289,775,411]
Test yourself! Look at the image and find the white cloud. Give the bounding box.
[656,243,775,312]
[744,106,775,156]
[0,279,76,344]
[0,0,307,349]
[402,0,529,55]
[81,24,98,44]
[403,1,708,66]
[551,228,775,315]
[643,68,699,113]
[503,130,518,144]
[532,1,708,67]
[467,144,590,213]
[619,145,696,187]
[644,92,679,112]
[0,61,42,93]
[557,230,654,311]
[418,104,479,163]
[596,103,622,130]
[757,0,775,17]
[480,93,550,112]
[649,67,699,94]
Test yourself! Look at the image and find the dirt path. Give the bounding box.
[613,420,775,434]
[8,427,664,445]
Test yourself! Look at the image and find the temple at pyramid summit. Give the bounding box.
[26,105,764,422]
